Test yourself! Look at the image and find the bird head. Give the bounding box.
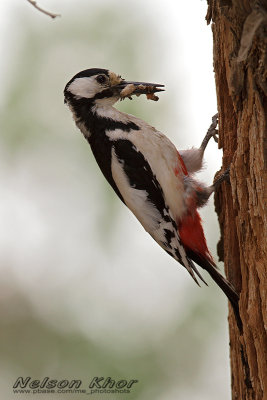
[64,68,164,108]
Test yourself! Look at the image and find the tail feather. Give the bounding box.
[187,249,243,333]
[204,261,243,333]
[178,210,242,332]
[187,258,208,286]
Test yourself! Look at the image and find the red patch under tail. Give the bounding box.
[175,150,214,265]
[178,211,214,265]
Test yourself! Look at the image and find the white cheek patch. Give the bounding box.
[67,76,101,99]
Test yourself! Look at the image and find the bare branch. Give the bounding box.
[26,0,60,19]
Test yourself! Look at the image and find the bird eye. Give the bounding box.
[96,74,107,84]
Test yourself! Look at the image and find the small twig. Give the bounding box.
[26,0,60,19]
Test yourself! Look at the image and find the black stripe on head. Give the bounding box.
[67,68,109,85]
[93,88,114,99]
[73,68,109,79]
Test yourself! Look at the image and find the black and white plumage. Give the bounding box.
[64,68,241,329]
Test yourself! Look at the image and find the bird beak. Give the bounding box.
[112,80,165,101]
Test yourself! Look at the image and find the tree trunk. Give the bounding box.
[206,1,267,399]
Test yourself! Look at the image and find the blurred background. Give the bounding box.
[0,1,230,399]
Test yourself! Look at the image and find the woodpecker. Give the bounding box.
[64,68,241,328]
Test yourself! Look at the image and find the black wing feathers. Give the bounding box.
[113,139,167,214]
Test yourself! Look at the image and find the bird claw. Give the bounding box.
[213,167,230,189]
[200,113,219,151]
[213,131,219,143]
[208,113,219,143]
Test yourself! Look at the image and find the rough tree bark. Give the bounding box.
[206,1,267,399]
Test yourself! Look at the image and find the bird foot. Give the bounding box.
[213,167,230,190]
[200,113,219,151]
